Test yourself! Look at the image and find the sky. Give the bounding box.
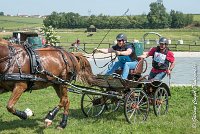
[0,0,199,16]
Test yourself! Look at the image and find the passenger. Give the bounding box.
[139,37,175,81]
[96,33,138,80]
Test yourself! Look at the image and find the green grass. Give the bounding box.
[0,86,199,134]
[0,16,43,30]
[56,29,200,52]
[0,16,200,52]
[193,14,200,22]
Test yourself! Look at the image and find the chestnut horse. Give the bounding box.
[0,38,94,129]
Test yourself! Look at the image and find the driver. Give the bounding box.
[96,33,138,80]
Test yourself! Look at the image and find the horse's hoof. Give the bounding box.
[44,119,52,127]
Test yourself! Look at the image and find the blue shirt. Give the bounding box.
[112,44,135,63]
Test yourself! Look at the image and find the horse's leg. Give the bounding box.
[7,82,28,119]
[44,84,69,129]
[44,106,60,127]
[56,85,69,129]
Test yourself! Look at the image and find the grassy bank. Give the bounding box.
[0,86,199,134]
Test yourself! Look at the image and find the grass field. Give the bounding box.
[0,16,43,30]
[0,86,199,134]
[0,16,200,52]
[193,14,200,22]
[0,16,200,134]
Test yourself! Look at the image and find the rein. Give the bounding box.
[92,52,117,68]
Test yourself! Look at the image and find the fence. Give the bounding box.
[60,42,200,53]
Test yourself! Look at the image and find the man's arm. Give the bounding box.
[138,52,149,58]
[167,61,175,75]
[96,48,114,54]
[116,48,132,56]
[166,51,175,75]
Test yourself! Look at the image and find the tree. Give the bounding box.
[0,12,4,16]
[170,10,193,28]
[43,12,61,28]
[147,2,171,29]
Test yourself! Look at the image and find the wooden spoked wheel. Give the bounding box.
[153,87,169,116]
[81,93,105,117]
[124,90,149,124]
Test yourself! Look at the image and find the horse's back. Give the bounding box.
[0,38,10,45]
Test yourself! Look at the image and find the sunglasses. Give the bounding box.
[160,43,166,45]
[117,40,123,42]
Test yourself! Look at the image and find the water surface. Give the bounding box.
[89,57,200,86]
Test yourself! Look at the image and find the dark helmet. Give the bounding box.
[159,37,169,45]
[116,33,127,42]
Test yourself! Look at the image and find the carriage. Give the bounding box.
[70,32,170,124]
[67,56,170,124]
[0,32,171,129]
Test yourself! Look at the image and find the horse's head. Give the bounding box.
[73,52,96,85]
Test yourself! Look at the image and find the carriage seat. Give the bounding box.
[115,57,147,80]
[129,57,146,75]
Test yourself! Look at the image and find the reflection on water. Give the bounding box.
[89,57,200,86]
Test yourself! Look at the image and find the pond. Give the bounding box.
[89,57,200,86]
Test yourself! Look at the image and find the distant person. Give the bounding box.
[42,37,46,45]
[71,39,80,51]
[96,33,138,80]
[139,37,175,81]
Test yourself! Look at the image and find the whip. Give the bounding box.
[92,8,130,68]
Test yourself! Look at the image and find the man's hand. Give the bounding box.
[115,51,120,55]
[166,69,171,76]
[94,48,100,52]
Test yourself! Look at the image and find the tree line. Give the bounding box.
[0,2,194,29]
[44,2,192,29]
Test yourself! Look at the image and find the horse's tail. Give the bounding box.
[73,52,96,85]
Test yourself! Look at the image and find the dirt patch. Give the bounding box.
[0,32,12,36]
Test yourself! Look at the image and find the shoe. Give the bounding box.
[112,73,121,78]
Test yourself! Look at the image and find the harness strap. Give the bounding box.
[58,48,76,81]
[9,45,23,74]
[23,42,43,74]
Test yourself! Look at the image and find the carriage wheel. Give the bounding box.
[81,93,105,117]
[124,90,149,124]
[153,87,169,116]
